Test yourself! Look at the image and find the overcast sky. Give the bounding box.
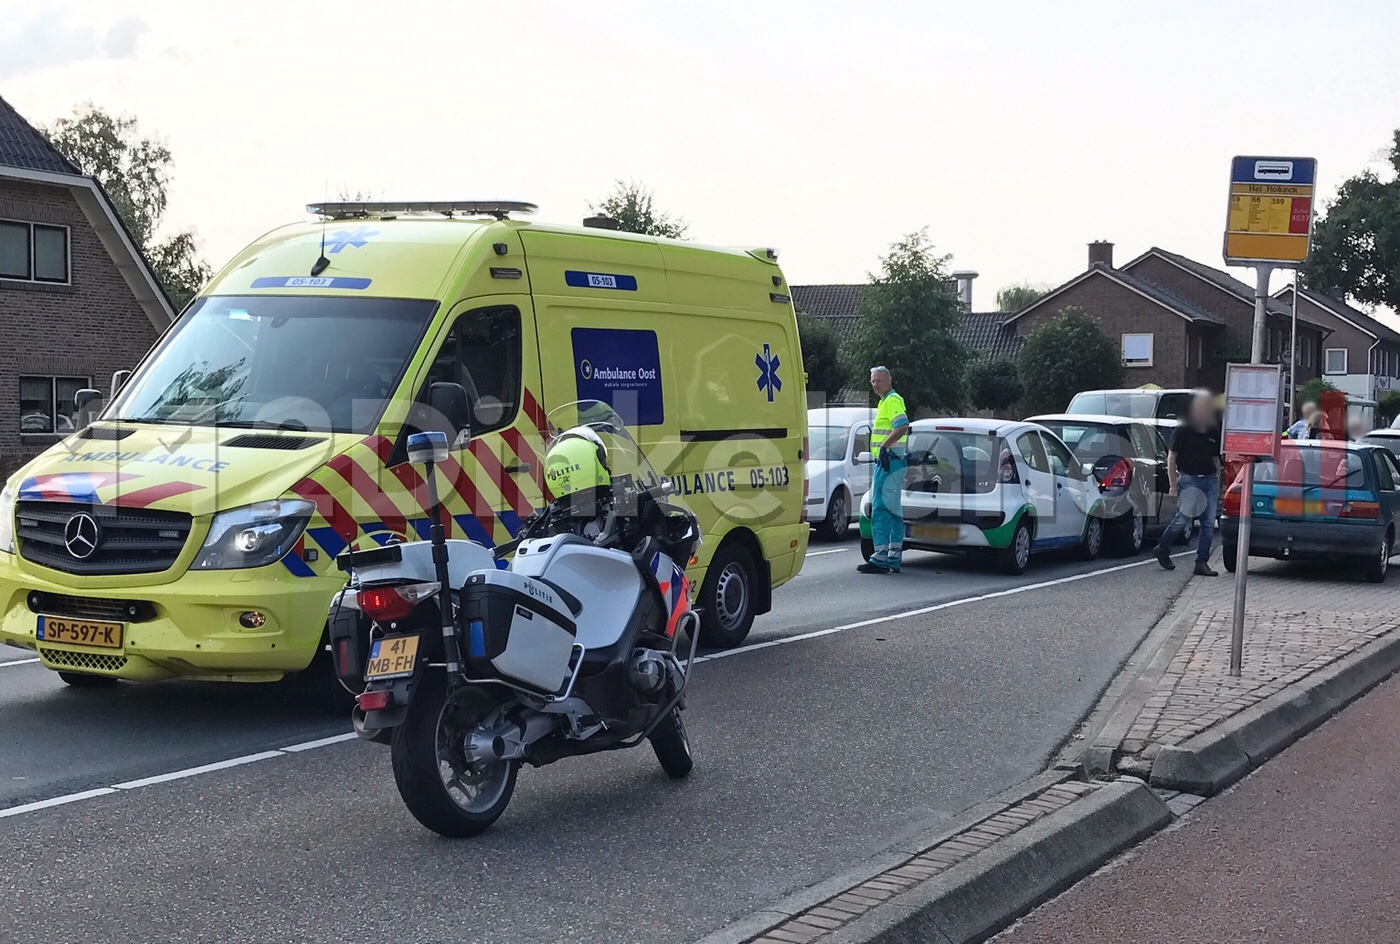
[3,0,1398,312]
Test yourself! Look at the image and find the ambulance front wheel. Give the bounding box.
[697,543,757,649]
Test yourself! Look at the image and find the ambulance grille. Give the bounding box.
[40,649,127,673]
[74,426,137,441]
[26,592,156,623]
[16,502,192,576]
[223,433,325,451]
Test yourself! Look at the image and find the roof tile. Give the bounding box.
[0,96,78,174]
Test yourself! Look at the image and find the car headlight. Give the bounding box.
[0,484,14,554]
[192,499,315,570]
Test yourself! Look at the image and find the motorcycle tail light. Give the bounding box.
[358,689,393,711]
[359,587,418,622]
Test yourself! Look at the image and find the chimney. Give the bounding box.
[952,270,978,311]
[1088,240,1114,269]
[582,215,619,230]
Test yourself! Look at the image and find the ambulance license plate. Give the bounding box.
[37,616,123,649]
[365,635,420,680]
[911,524,959,542]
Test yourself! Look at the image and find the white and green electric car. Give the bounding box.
[857,418,1108,574]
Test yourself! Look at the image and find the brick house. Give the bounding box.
[1003,242,1327,398]
[1274,284,1400,404]
[0,96,173,479]
[792,276,1021,405]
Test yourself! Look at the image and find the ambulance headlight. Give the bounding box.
[193,499,315,570]
[0,484,15,554]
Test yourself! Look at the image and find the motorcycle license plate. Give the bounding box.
[37,616,123,649]
[364,635,420,680]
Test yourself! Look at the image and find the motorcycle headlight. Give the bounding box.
[0,484,14,554]
[192,499,315,571]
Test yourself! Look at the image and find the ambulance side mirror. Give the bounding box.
[73,388,103,431]
[429,382,472,447]
[111,370,132,395]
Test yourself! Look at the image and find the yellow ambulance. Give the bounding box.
[0,201,809,686]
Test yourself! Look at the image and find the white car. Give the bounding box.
[805,406,877,539]
[858,418,1107,574]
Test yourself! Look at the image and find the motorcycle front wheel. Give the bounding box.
[391,673,517,838]
[649,705,694,780]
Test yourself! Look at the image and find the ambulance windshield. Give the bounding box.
[110,295,438,433]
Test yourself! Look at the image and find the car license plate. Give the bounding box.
[36,616,123,649]
[364,635,420,680]
[910,524,959,542]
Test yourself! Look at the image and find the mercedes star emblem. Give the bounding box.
[63,513,101,560]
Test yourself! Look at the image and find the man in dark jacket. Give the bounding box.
[1156,391,1222,576]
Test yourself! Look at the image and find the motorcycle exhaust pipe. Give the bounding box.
[352,706,393,746]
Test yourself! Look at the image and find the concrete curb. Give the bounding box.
[1150,627,1400,794]
[822,779,1171,944]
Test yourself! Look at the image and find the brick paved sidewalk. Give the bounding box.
[1086,549,1400,780]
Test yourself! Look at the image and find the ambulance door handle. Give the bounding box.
[504,463,533,475]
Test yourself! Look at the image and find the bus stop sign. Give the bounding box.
[1223,157,1317,265]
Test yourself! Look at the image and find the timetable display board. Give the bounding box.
[1223,157,1317,265]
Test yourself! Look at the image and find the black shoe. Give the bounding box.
[857,562,891,574]
[1155,547,1176,571]
[1193,563,1219,577]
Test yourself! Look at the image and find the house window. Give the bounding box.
[1121,333,1153,367]
[1324,348,1348,375]
[0,220,70,283]
[19,376,88,435]
[1194,336,1203,369]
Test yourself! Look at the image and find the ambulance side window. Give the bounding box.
[427,305,522,435]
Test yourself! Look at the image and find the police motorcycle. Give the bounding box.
[328,400,702,837]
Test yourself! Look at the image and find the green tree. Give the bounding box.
[1378,390,1400,426]
[45,103,211,309]
[587,180,688,238]
[994,282,1048,312]
[1297,376,1340,408]
[966,356,1023,412]
[844,229,966,415]
[1303,129,1400,310]
[796,310,849,401]
[1016,307,1123,414]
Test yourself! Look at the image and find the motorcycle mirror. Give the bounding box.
[407,430,450,465]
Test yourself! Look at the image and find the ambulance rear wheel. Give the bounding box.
[697,543,757,649]
[58,672,118,688]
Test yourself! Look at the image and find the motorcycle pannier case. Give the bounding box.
[458,570,578,694]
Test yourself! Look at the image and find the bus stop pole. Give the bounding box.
[1229,265,1273,677]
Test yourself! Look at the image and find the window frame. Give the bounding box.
[1323,347,1348,375]
[851,425,871,462]
[0,219,71,285]
[19,374,90,437]
[422,303,524,438]
[1121,332,1154,368]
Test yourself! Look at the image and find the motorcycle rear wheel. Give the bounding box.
[649,705,694,779]
[391,674,517,838]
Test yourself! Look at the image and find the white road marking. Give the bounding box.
[803,548,850,557]
[0,658,40,668]
[697,552,1194,664]
[0,552,1194,821]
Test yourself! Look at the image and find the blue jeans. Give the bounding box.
[1156,473,1218,565]
[870,458,907,570]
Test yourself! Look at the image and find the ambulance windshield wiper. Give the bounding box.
[212,418,312,432]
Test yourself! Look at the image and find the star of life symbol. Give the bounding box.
[325,226,378,253]
[756,343,782,403]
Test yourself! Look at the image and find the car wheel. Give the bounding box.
[1114,512,1145,556]
[1077,516,1104,560]
[998,519,1032,575]
[1223,544,1238,573]
[697,543,758,649]
[859,536,874,562]
[819,489,851,540]
[1363,532,1392,584]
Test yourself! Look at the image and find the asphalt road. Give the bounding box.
[0,537,1192,944]
[993,675,1400,944]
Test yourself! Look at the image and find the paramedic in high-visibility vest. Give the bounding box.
[858,366,910,575]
